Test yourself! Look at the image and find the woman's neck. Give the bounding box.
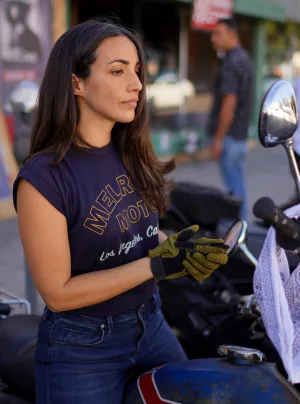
[76,108,114,148]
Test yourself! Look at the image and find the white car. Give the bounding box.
[147,72,195,109]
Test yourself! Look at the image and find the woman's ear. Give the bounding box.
[72,74,84,97]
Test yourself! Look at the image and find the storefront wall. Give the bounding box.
[0,0,53,142]
[264,0,300,87]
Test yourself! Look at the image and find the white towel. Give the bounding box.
[254,204,300,384]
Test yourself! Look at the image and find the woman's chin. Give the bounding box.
[117,112,136,124]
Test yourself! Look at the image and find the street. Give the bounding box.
[0,143,295,313]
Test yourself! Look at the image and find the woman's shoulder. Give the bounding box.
[14,152,68,216]
[19,152,72,180]
[21,152,57,172]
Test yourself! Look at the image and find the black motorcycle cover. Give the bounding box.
[160,182,242,232]
[0,314,39,401]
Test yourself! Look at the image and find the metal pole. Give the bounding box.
[239,243,258,267]
[252,20,266,139]
[179,8,189,81]
[178,8,189,134]
[283,140,300,201]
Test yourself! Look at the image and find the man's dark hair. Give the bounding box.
[217,17,238,33]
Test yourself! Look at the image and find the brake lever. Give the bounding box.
[174,240,229,250]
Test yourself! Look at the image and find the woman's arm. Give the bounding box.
[158,229,168,243]
[17,179,153,312]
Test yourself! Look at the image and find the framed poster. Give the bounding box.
[0,0,52,137]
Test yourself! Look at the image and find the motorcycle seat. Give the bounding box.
[0,314,40,400]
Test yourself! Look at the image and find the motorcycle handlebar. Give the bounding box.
[0,302,11,316]
[237,295,261,318]
[253,197,300,251]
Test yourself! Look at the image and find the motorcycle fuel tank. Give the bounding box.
[124,357,300,404]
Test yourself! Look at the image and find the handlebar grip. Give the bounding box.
[0,302,11,316]
[253,197,300,250]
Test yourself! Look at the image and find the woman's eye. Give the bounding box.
[112,70,123,76]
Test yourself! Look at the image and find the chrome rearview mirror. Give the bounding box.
[258,79,300,199]
[224,220,247,255]
[224,220,257,266]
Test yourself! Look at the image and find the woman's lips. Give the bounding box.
[122,99,138,108]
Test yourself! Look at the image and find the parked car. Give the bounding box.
[147,72,195,110]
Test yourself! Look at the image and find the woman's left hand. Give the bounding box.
[182,237,229,282]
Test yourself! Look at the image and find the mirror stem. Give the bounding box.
[283,141,300,202]
[238,243,258,267]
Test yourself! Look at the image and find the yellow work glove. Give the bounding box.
[148,225,229,282]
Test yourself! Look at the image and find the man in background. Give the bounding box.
[207,18,253,220]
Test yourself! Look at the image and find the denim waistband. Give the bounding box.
[43,292,161,327]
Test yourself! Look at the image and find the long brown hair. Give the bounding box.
[29,19,174,214]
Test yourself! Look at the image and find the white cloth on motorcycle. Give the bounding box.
[254,203,300,384]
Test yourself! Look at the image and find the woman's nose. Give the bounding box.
[128,72,143,93]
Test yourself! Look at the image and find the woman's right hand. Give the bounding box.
[148,225,229,282]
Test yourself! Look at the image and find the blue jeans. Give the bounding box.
[35,293,186,404]
[220,136,247,220]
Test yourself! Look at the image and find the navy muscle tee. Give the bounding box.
[13,142,159,314]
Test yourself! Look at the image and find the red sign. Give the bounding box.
[191,0,233,31]
[2,70,38,82]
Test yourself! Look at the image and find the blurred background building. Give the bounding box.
[1,0,300,159]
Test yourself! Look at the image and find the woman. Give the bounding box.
[13,19,229,403]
